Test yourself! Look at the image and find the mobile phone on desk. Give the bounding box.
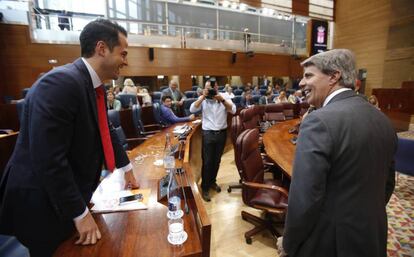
[119,193,143,205]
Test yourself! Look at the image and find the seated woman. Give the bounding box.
[368,95,380,110]
[221,84,235,99]
[160,95,195,126]
[136,83,152,106]
[274,90,288,104]
[107,91,121,111]
[122,78,137,95]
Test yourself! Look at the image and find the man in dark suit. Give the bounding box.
[0,19,138,257]
[278,49,397,257]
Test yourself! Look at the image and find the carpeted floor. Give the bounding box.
[387,174,414,257]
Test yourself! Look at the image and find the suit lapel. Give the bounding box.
[73,58,99,127]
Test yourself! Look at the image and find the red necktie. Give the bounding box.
[95,86,115,171]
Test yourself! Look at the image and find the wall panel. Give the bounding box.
[0,24,304,101]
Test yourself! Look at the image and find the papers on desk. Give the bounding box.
[192,119,201,124]
[173,125,188,136]
[90,169,150,213]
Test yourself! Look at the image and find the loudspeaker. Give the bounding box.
[149,48,154,61]
[231,53,236,64]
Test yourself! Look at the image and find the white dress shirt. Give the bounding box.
[190,97,236,131]
[323,88,352,107]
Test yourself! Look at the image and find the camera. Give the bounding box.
[206,88,217,99]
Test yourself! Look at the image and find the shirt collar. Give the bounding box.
[81,57,103,89]
[323,88,351,107]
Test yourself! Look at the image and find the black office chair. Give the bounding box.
[152,91,162,104]
[108,109,145,150]
[131,104,159,136]
[117,94,137,109]
[183,98,197,116]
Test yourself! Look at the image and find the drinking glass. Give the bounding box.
[168,218,184,244]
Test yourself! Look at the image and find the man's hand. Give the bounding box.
[189,114,195,121]
[124,170,140,189]
[74,212,101,245]
[215,94,224,102]
[178,99,184,106]
[276,237,288,257]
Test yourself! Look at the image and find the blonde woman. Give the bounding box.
[122,78,137,95]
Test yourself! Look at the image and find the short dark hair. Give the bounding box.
[162,95,172,102]
[80,18,127,58]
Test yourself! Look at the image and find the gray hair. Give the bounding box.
[301,49,357,88]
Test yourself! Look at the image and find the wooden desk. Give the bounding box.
[262,119,300,178]
[54,123,211,257]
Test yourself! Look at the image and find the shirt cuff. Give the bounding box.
[73,207,88,222]
[118,163,133,173]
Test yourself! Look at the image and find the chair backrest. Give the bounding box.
[183,98,197,116]
[282,102,294,119]
[239,108,259,130]
[107,110,128,150]
[152,91,162,104]
[236,128,265,204]
[218,86,224,91]
[232,95,243,109]
[234,89,243,96]
[131,104,145,135]
[184,91,196,98]
[159,86,168,91]
[252,95,261,105]
[259,85,268,90]
[152,102,162,125]
[264,103,285,122]
[117,94,137,109]
[192,86,199,91]
[231,115,244,178]
[395,137,414,175]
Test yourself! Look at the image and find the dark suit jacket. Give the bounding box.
[0,58,129,245]
[283,90,397,257]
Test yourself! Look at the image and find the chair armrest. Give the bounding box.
[242,181,289,198]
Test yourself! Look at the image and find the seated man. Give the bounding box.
[160,96,195,126]
[288,90,304,104]
[161,80,186,115]
[241,89,254,108]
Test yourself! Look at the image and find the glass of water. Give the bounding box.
[168,218,184,244]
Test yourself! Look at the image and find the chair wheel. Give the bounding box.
[246,238,252,244]
[227,188,232,193]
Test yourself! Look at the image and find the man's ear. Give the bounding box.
[95,41,106,57]
[329,71,341,86]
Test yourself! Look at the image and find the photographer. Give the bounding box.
[190,81,236,202]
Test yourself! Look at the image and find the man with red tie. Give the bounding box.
[0,19,138,257]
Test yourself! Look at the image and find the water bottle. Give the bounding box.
[164,133,175,172]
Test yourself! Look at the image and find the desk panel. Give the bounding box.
[54,123,210,257]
